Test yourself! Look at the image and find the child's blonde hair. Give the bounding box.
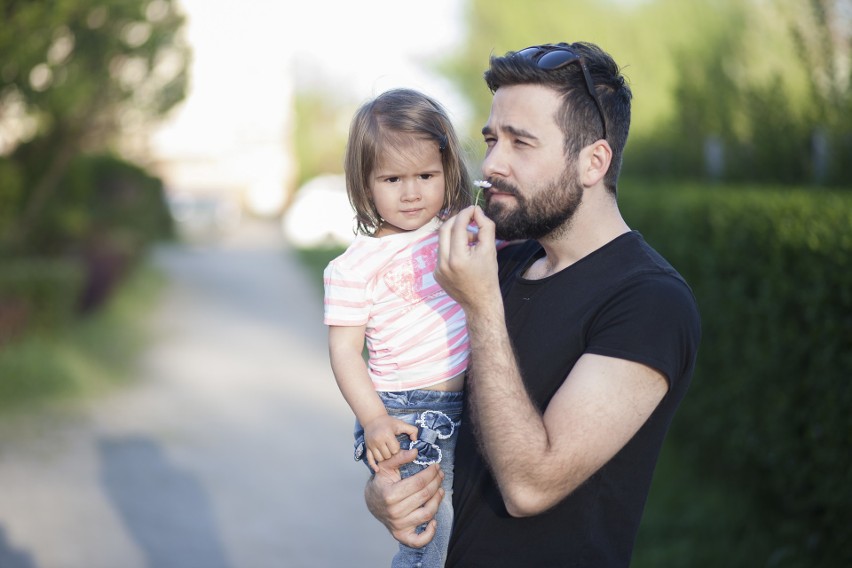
[344,88,472,236]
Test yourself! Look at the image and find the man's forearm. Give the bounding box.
[465,303,556,515]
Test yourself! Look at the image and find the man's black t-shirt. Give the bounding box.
[445,232,701,568]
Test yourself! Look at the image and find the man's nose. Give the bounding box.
[481,144,509,180]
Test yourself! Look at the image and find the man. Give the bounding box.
[365,41,701,567]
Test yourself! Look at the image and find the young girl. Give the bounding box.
[323,88,472,568]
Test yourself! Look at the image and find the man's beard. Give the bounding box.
[484,166,583,241]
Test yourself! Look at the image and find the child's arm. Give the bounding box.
[328,325,419,471]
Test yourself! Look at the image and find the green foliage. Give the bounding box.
[633,443,777,567]
[0,0,189,134]
[27,152,175,255]
[620,179,852,567]
[438,0,850,187]
[0,152,173,345]
[0,159,24,229]
[0,260,162,408]
[629,0,851,186]
[291,91,351,189]
[0,0,189,248]
[441,0,746,148]
[0,257,85,337]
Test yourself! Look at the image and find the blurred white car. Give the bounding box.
[281,174,356,248]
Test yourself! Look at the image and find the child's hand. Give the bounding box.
[363,414,419,472]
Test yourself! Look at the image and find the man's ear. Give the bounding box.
[580,140,612,188]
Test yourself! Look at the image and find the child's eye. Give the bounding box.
[419,173,434,180]
[385,176,400,183]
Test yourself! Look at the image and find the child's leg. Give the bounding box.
[379,390,462,568]
[403,423,457,568]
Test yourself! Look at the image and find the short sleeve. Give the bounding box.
[323,259,370,326]
[586,274,701,387]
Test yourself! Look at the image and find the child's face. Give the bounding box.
[370,137,445,237]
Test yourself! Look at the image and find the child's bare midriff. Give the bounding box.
[423,371,466,392]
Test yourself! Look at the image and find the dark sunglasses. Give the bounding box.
[515,45,608,140]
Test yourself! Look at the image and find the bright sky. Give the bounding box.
[150,0,468,214]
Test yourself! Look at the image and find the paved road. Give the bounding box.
[0,221,394,567]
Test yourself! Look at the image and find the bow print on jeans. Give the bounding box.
[409,410,455,466]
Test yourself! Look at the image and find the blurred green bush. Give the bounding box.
[0,257,84,343]
[0,0,187,343]
[621,179,852,567]
[0,153,173,342]
[5,153,175,257]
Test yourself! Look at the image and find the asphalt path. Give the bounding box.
[0,221,394,568]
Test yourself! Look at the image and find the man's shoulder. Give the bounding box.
[589,232,699,323]
[613,232,689,284]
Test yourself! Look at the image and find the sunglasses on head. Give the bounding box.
[515,45,608,141]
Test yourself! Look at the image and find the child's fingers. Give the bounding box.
[367,449,379,472]
[369,444,389,463]
[379,442,394,461]
[399,421,419,442]
[389,417,419,442]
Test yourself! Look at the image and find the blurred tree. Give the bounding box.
[658,0,851,185]
[438,0,739,152]
[0,0,190,252]
[786,0,852,183]
[437,0,850,186]
[789,0,852,124]
[291,89,350,191]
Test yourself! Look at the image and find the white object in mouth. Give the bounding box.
[473,180,492,188]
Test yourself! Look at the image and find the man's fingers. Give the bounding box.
[374,460,442,527]
[393,519,438,549]
[450,206,477,257]
[377,447,418,473]
[392,464,443,520]
[389,471,445,548]
[371,448,417,493]
[365,456,444,548]
[471,205,495,246]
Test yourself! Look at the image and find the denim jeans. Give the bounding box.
[354,389,463,568]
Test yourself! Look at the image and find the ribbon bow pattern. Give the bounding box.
[409,410,455,466]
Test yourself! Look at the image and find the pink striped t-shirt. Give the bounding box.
[323,218,469,391]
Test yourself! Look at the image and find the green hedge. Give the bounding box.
[620,179,852,567]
